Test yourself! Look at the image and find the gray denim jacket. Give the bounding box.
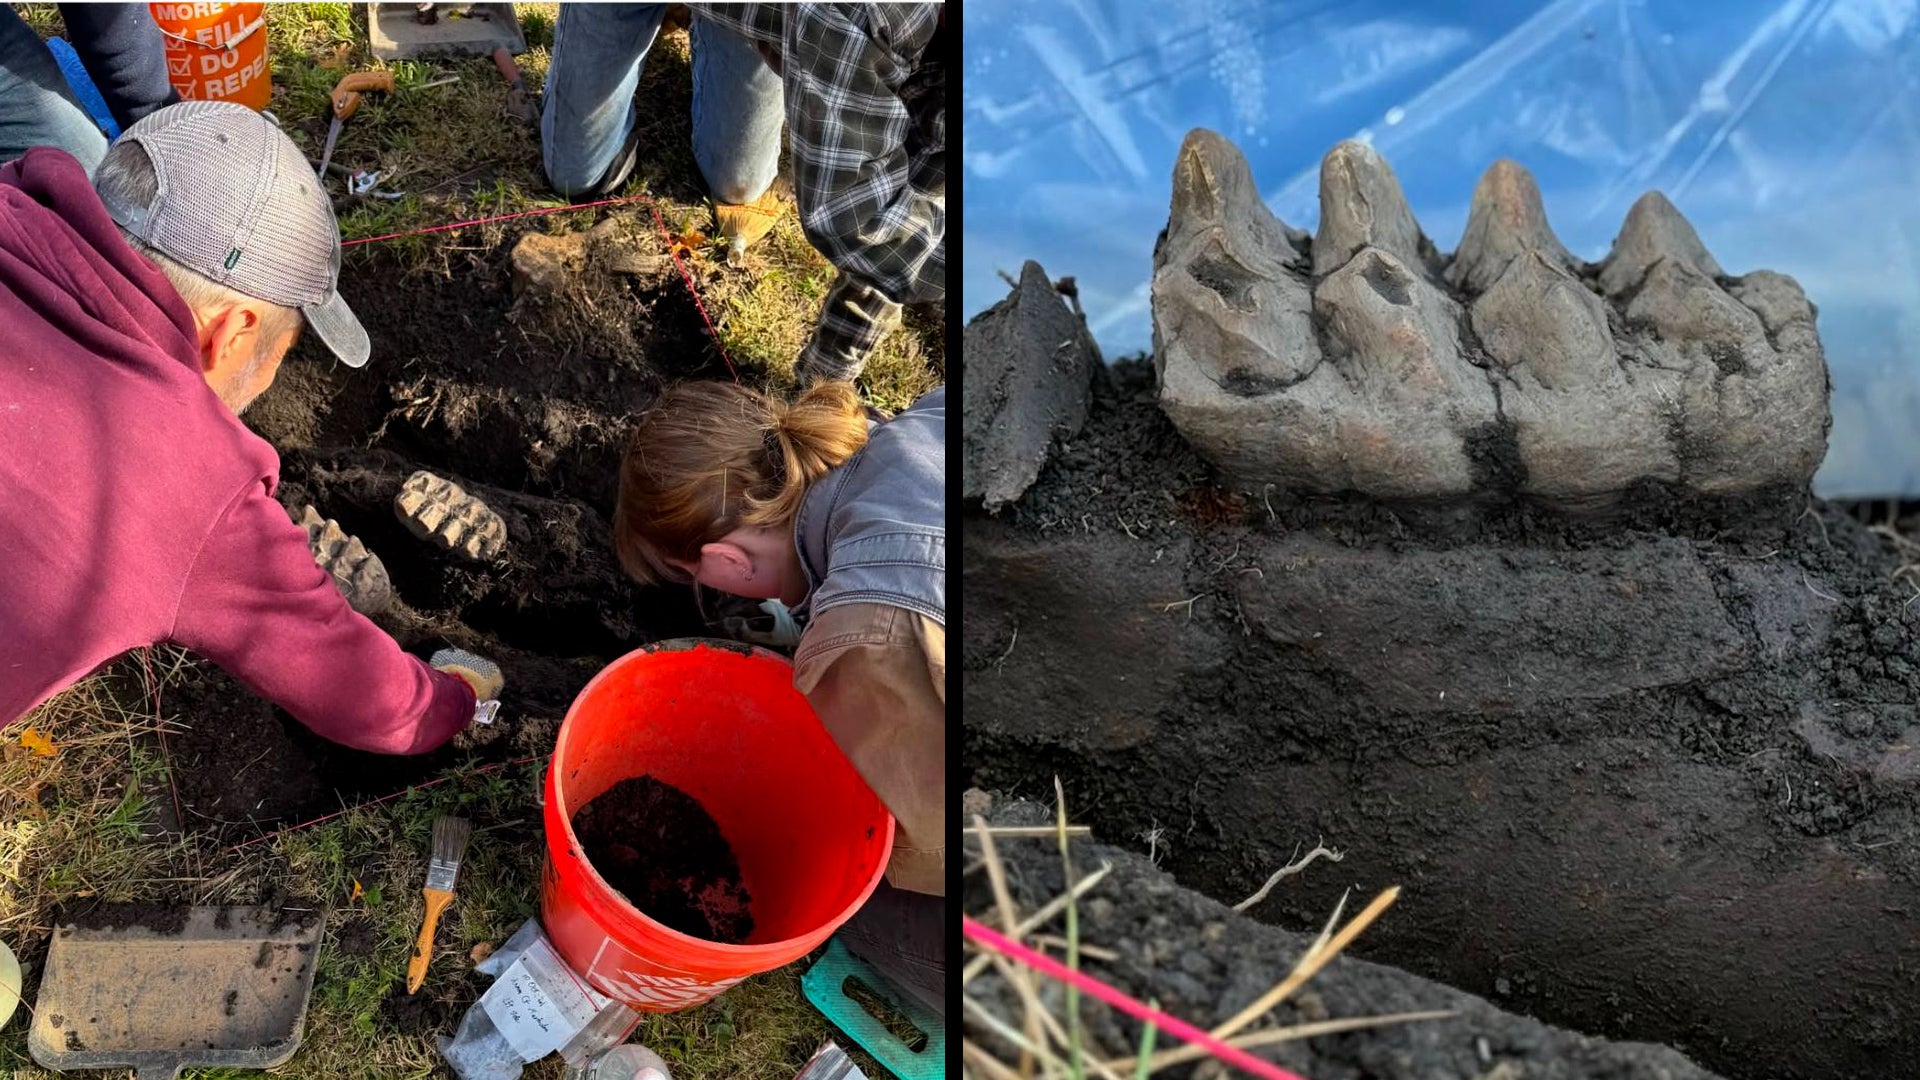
[795,386,946,626]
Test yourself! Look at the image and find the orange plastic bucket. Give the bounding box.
[148,3,271,111]
[541,639,894,1011]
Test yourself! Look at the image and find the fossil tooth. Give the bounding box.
[394,471,508,562]
[1313,140,1430,279]
[296,504,393,615]
[1149,132,1828,507]
[1154,128,1321,401]
[1447,159,1574,294]
[1624,258,1768,369]
[1314,247,1468,397]
[1166,128,1300,264]
[1471,251,1614,390]
[1598,191,1724,297]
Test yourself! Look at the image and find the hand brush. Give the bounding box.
[407,815,472,994]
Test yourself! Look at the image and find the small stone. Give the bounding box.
[963,261,1099,512]
[510,231,588,303]
[961,788,994,819]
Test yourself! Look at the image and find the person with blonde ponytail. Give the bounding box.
[615,379,945,1014]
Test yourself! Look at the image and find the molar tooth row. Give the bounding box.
[1151,129,1829,505]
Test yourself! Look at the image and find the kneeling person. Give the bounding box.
[0,102,496,751]
[614,380,945,1013]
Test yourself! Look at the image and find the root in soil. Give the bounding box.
[572,775,754,943]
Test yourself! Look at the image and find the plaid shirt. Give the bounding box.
[691,4,945,381]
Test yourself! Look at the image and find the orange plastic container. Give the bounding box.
[541,639,894,1011]
[148,3,271,111]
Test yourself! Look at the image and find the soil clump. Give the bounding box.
[335,917,378,958]
[572,775,753,943]
[60,901,190,935]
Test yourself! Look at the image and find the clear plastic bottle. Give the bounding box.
[561,1044,671,1080]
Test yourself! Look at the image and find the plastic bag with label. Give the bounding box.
[439,918,641,1080]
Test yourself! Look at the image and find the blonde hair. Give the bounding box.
[94,140,303,351]
[615,381,871,586]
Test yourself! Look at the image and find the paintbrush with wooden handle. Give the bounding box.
[407,815,471,994]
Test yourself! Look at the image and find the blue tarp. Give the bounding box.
[963,0,1920,497]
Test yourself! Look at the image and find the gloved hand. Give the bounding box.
[712,189,784,265]
[432,647,503,701]
[436,647,505,752]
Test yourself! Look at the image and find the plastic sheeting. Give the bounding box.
[963,0,1920,497]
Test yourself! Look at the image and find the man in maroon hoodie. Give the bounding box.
[0,101,499,753]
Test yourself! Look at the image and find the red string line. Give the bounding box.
[340,192,740,382]
[226,755,542,853]
[644,199,739,382]
[963,916,1312,1080]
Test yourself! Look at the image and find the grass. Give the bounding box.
[251,1,937,403]
[0,654,859,1080]
[963,791,1452,1080]
[2,2,936,1075]
[15,0,938,402]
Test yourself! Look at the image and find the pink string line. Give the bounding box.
[645,198,739,383]
[226,755,542,853]
[339,192,740,382]
[962,916,1312,1080]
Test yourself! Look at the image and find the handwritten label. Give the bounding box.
[478,937,609,1061]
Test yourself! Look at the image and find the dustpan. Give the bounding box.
[28,904,325,1079]
[370,3,526,60]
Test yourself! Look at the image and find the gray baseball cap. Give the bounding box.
[98,100,370,368]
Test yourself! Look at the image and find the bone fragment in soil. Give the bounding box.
[1152,129,1830,506]
[393,470,508,562]
[962,259,1101,512]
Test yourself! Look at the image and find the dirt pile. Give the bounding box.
[969,795,1722,1080]
[965,359,1920,1080]
[572,775,753,943]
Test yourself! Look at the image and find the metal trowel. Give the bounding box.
[28,904,325,1079]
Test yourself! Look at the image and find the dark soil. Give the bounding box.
[572,775,753,943]
[970,795,1720,1079]
[60,901,189,935]
[146,217,740,837]
[335,916,378,958]
[383,981,463,1035]
[967,359,1920,1080]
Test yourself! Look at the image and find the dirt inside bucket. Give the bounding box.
[572,775,754,944]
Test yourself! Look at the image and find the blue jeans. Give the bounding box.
[541,4,783,201]
[0,6,106,173]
